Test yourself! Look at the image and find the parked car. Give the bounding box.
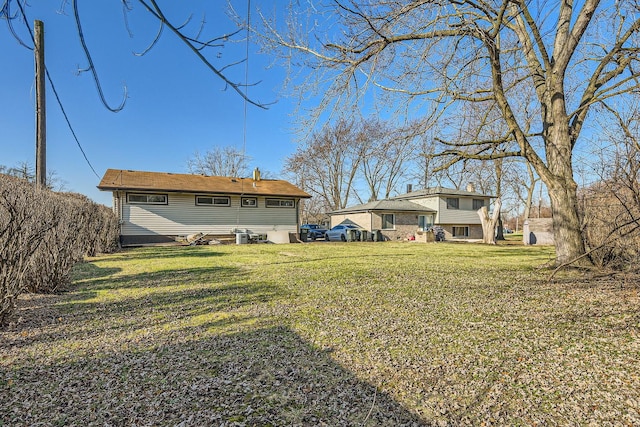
[495,227,514,237]
[326,224,361,242]
[300,224,328,240]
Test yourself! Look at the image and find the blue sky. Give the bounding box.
[2,1,295,206]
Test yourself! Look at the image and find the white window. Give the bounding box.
[242,197,257,207]
[196,195,230,206]
[266,198,295,208]
[447,198,459,209]
[473,199,485,210]
[382,214,395,230]
[127,193,168,205]
[452,226,469,237]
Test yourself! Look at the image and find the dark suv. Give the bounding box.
[300,224,328,240]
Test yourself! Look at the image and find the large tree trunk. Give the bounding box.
[544,91,587,265]
[478,197,501,244]
[496,216,505,241]
[547,179,586,265]
[494,159,505,240]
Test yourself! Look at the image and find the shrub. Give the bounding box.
[24,194,89,293]
[581,180,640,270]
[25,193,119,294]
[0,175,119,324]
[0,176,59,324]
[55,193,119,257]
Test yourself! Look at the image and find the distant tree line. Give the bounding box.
[0,162,66,191]
[0,174,119,325]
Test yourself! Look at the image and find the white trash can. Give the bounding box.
[236,233,248,244]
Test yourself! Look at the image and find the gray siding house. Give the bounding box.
[98,169,311,245]
[329,186,493,241]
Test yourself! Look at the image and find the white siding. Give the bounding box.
[119,192,298,236]
[405,197,440,220]
[409,196,440,211]
[403,195,485,224]
[437,196,483,224]
[404,195,492,225]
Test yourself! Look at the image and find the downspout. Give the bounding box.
[115,190,124,248]
[235,185,244,232]
[296,198,300,234]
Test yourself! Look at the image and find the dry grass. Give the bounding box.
[1,242,639,426]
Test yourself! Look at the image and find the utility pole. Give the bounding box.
[35,20,46,189]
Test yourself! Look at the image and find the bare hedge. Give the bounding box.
[581,180,640,270]
[0,175,118,324]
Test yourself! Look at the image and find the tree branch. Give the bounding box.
[138,0,268,109]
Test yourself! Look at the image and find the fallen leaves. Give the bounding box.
[1,243,639,425]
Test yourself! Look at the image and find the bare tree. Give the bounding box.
[297,196,328,226]
[359,119,416,201]
[578,98,640,269]
[187,146,250,178]
[0,161,34,181]
[509,161,542,227]
[284,118,365,211]
[260,1,640,265]
[411,134,442,189]
[415,153,479,190]
[1,162,66,191]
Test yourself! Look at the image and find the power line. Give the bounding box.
[11,0,101,179]
[242,0,251,160]
[45,68,101,179]
[235,0,252,228]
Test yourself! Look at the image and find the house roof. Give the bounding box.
[391,186,493,199]
[330,199,435,215]
[97,169,311,198]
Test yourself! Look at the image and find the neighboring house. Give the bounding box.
[330,200,437,241]
[98,169,311,245]
[329,185,493,241]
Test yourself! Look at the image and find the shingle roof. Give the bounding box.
[391,186,493,199]
[97,169,311,198]
[330,199,435,214]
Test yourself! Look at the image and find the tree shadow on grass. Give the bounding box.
[3,261,284,347]
[70,261,122,282]
[454,245,553,258]
[61,265,249,328]
[96,245,227,263]
[74,265,244,291]
[30,272,285,346]
[1,325,426,426]
[257,251,445,267]
[2,253,428,425]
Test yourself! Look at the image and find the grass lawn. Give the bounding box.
[1,242,639,426]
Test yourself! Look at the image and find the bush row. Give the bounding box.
[581,180,640,270]
[0,174,119,325]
